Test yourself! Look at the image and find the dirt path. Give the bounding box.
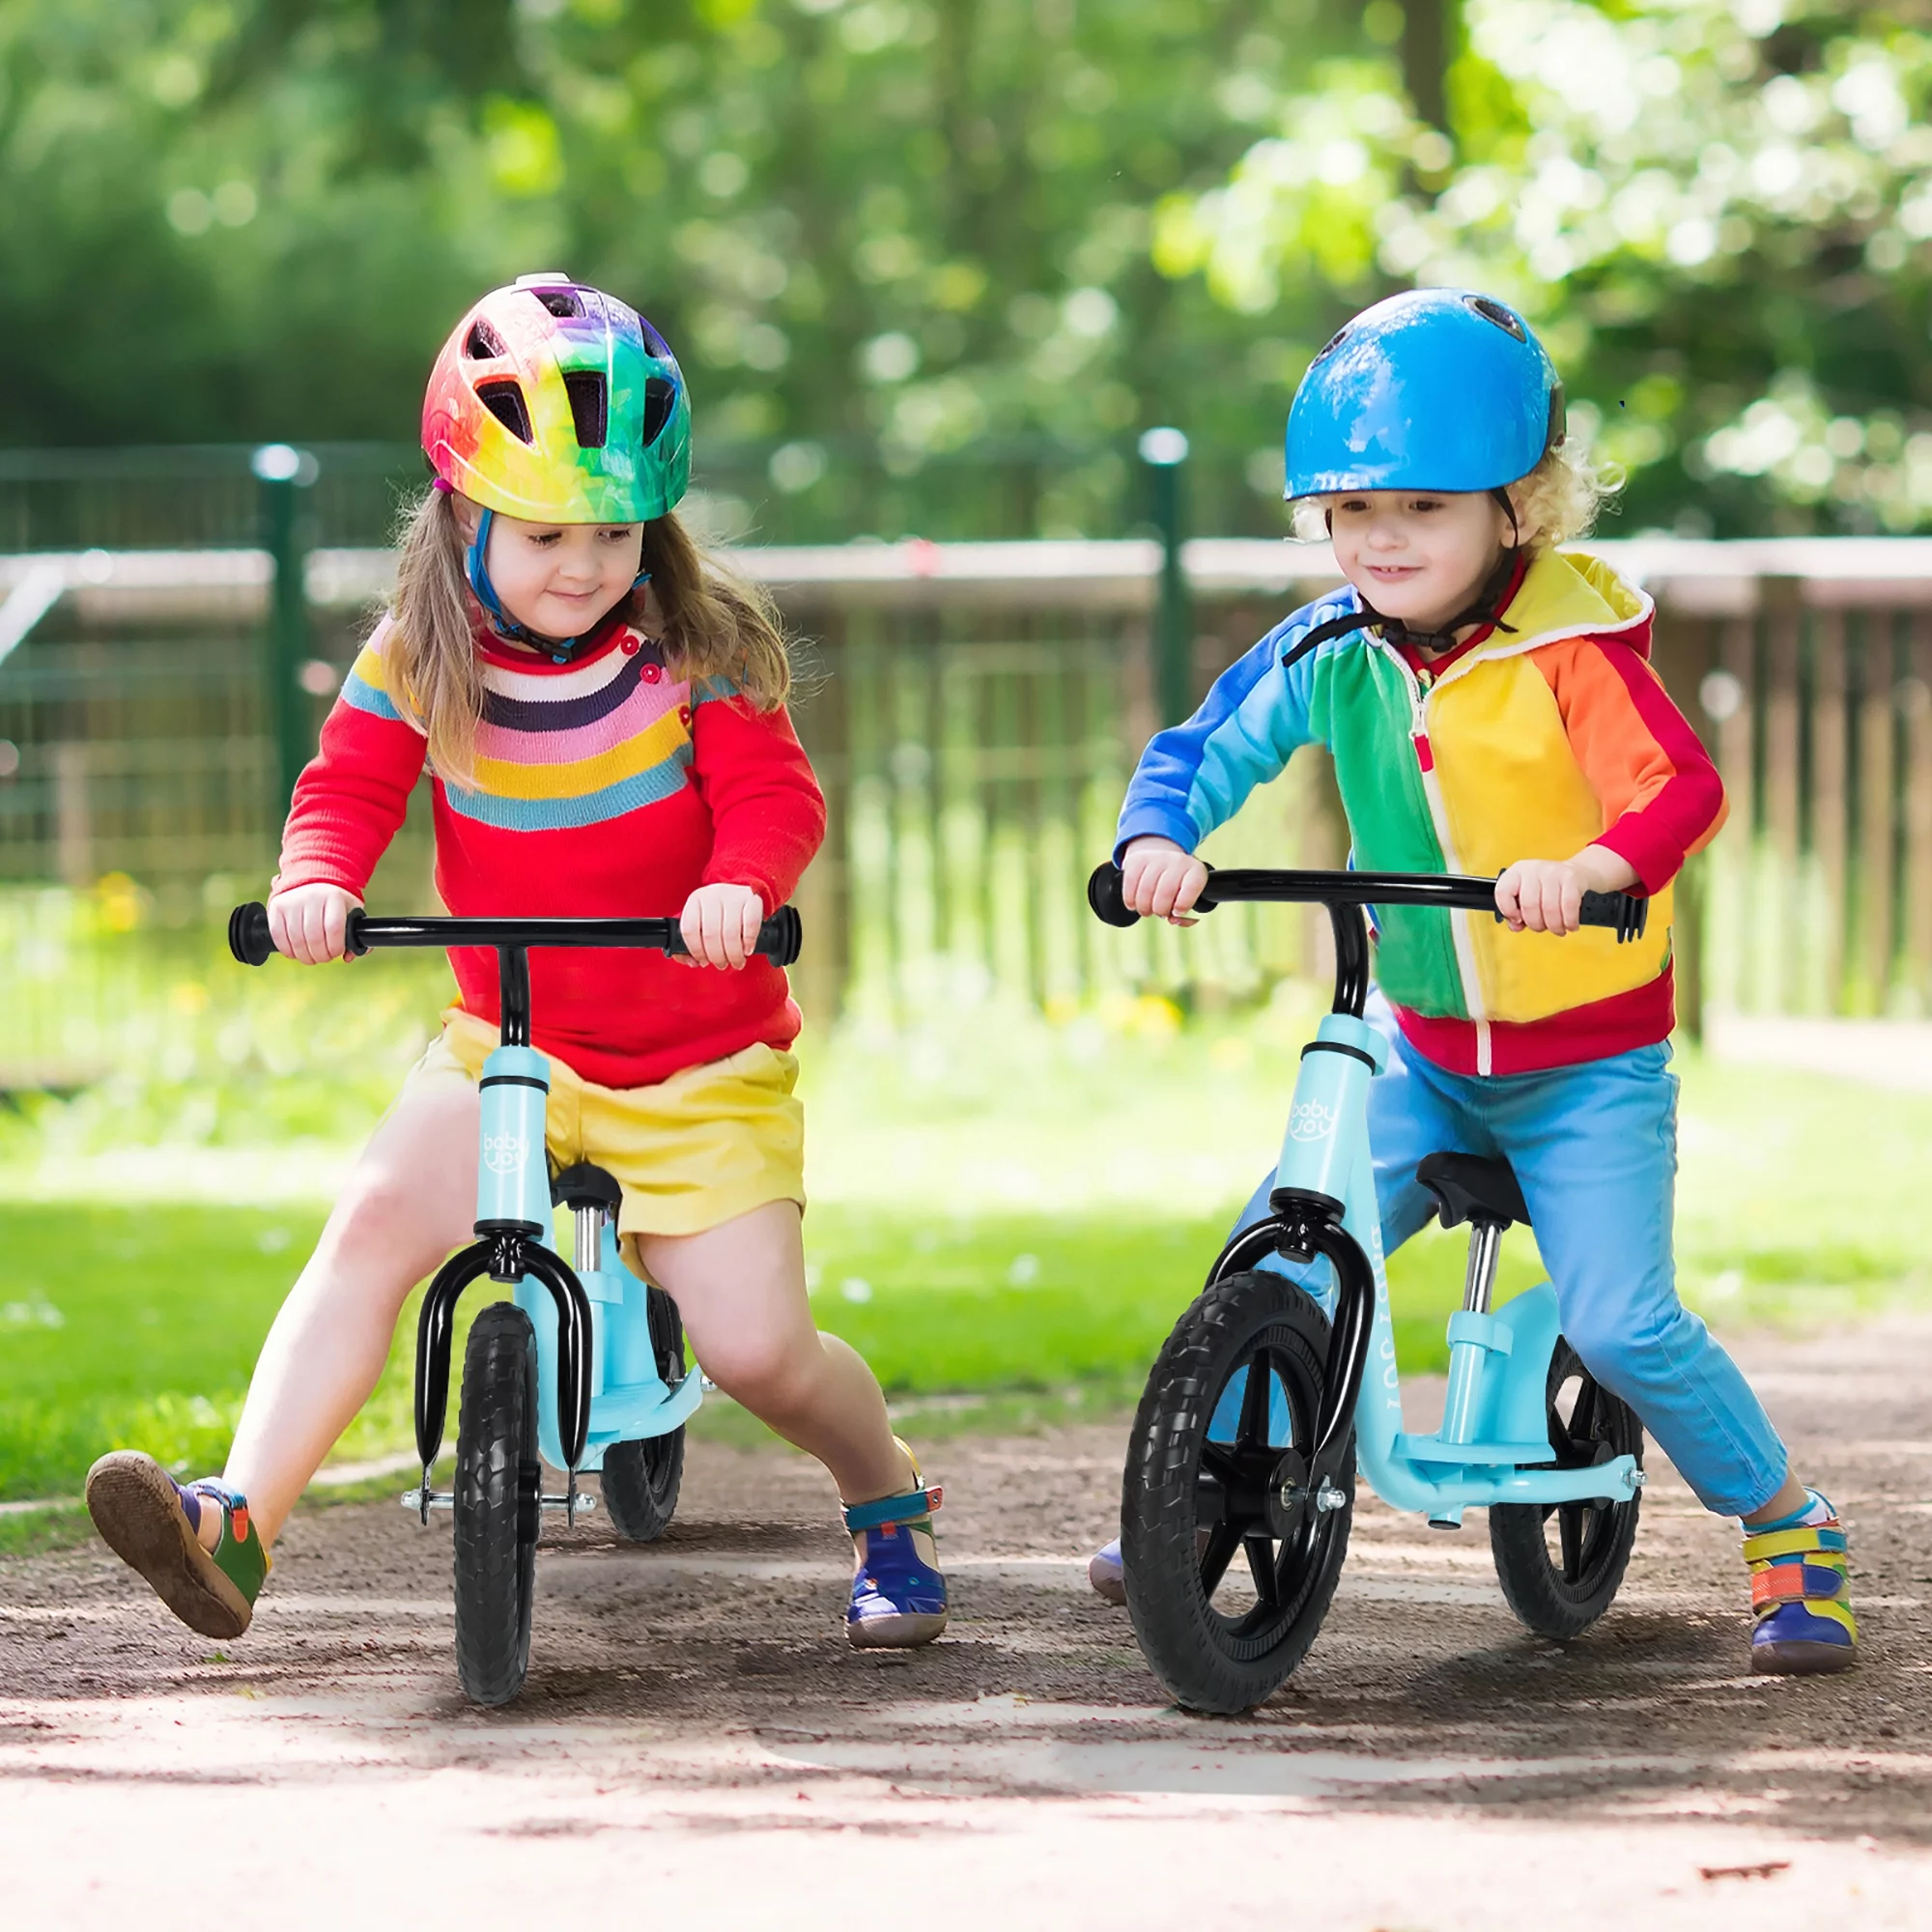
[7,1318,1932,1930]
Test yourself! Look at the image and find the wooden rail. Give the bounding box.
[3,539,1931,1032]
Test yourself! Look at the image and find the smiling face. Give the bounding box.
[456,498,644,639]
[1324,490,1520,639]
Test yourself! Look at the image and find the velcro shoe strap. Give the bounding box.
[1751,1560,1849,1609]
[841,1486,944,1533]
[1742,1522,1846,1564]
[1755,1596,1859,1639]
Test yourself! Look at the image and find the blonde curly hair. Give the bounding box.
[1291,439,1621,550]
[1508,439,1621,548]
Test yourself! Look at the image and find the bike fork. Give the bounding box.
[1268,1187,1378,1499]
[407,990,597,1524]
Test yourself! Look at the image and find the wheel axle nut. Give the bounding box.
[1315,1483,1348,1514]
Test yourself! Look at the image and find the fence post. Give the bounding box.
[253,443,318,816]
[1139,427,1191,727]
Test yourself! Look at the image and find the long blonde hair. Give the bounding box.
[387,487,792,785]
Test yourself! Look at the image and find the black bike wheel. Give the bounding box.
[453,1301,540,1707]
[1489,1337,1644,1639]
[599,1287,687,1543]
[1122,1269,1354,1715]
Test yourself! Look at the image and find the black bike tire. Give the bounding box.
[1122,1269,1354,1716]
[1488,1338,1644,1640]
[453,1301,540,1707]
[599,1288,687,1543]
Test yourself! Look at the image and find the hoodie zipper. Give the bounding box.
[1379,642,1492,1071]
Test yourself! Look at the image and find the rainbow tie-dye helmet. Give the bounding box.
[422,273,691,524]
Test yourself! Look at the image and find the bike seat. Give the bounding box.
[1416,1152,1529,1231]
[551,1161,622,1213]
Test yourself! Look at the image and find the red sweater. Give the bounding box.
[275,617,825,1089]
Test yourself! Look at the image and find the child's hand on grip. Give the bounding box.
[267,883,363,964]
[1494,844,1638,936]
[679,882,766,969]
[1122,835,1211,925]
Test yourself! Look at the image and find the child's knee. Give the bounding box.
[328,1164,458,1285]
[1559,1293,1702,1397]
[701,1327,817,1414]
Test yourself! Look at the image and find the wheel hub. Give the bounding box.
[1267,1448,1310,1536]
[515,1458,542,1545]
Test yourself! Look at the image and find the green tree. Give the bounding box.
[1161,0,1932,535]
[0,0,1380,537]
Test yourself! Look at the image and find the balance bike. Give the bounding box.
[1089,861,1649,1715]
[229,899,802,1706]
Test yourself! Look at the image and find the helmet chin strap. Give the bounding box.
[465,506,651,665]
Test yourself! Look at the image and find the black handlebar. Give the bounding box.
[227,901,805,970]
[1086,863,1649,944]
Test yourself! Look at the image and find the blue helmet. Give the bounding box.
[1284,289,1564,500]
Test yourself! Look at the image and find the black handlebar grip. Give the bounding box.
[663,906,804,966]
[227,901,274,966]
[1087,862,1139,928]
[757,905,804,967]
[1577,890,1649,943]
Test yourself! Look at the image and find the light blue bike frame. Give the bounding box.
[474,1039,703,1475]
[1276,1011,1643,1520]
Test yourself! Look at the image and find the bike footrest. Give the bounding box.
[400,1488,599,1518]
[1395,1433,1556,1467]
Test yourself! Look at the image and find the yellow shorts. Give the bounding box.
[408,1007,805,1239]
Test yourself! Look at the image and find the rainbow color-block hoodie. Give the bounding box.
[1117,549,1725,1076]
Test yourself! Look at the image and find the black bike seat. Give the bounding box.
[551,1161,622,1212]
[1416,1151,1529,1231]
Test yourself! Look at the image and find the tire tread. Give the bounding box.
[453,1302,539,1707]
[1122,1269,1353,1715]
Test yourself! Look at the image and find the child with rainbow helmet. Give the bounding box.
[88,274,948,1655]
[1092,287,1854,1675]
[422,272,689,653]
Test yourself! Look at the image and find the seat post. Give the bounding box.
[573,1205,604,1275]
[1462,1220,1503,1315]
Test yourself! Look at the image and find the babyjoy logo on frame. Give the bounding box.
[1288,1100,1339,1143]
[483,1132,527,1175]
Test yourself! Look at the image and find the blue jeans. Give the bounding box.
[1240,997,1788,1519]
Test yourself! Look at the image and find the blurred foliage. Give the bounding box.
[1173,0,1932,535]
[6,1,1932,534]
[0,0,1365,537]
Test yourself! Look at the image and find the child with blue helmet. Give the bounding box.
[1091,288,1854,1675]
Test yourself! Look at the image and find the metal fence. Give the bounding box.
[5,530,1932,1086]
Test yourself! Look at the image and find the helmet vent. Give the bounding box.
[476,380,534,445]
[1547,384,1567,451]
[1465,295,1527,341]
[529,287,585,319]
[464,319,506,360]
[640,376,677,447]
[563,371,609,449]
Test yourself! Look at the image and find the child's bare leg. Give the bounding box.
[223,1075,480,1547]
[634,1202,908,1504]
[640,1201,945,1647]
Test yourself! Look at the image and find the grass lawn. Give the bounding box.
[3,997,1928,1503]
[0,1198,1520,1502]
